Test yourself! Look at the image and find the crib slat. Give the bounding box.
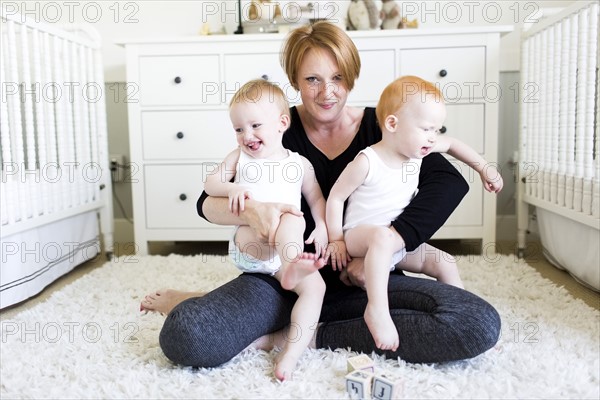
[540,28,550,201]
[574,8,589,212]
[582,5,599,215]
[557,17,570,207]
[53,36,68,212]
[549,24,561,204]
[565,13,579,210]
[531,33,541,198]
[5,20,27,223]
[70,41,84,208]
[87,46,101,203]
[30,28,50,218]
[20,23,39,221]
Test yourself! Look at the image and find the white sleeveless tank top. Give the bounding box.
[235,150,304,209]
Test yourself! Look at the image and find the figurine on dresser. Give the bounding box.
[347,0,379,30]
[380,0,403,29]
[379,0,419,29]
[248,0,282,22]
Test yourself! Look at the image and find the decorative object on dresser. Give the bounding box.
[380,0,419,30]
[347,0,380,31]
[119,26,511,255]
[380,0,403,29]
[234,0,243,34]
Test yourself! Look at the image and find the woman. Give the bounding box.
[144,21,501,368]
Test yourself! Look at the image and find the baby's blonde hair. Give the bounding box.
[229,79,290,119]
[376,76,444,128]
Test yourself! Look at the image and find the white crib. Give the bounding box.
[0,13,114,308]
[517,1,599,291]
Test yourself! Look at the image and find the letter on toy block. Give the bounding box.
[345,370,374,400]
[372,373,403,400]
[347,354,375,373]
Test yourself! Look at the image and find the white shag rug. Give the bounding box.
[1,253,599,399]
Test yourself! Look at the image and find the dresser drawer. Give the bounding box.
[399,47,486,100]
[444,103,485,154]
[144,164,226,229]
[141,110,237,160]
[139,55,221,106]
[224,53,292,103]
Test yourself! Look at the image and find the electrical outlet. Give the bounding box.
[110,154,125,182]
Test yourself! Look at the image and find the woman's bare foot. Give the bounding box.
[140,289,203,315]
[279,253,326,290]
[364,303,399,351]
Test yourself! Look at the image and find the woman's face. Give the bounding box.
[296,47,349,123]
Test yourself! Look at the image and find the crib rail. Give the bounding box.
[517,1,600,252]
[0,12,113,248]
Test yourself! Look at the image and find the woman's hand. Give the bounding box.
[339,257,366,289]
[240,199,303,245]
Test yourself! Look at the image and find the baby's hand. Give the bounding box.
[481,167,504,193]
[305,224,328,258]
[326,240,349,271]
[228,187,252,215]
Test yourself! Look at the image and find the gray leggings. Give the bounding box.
[159,273,500,367]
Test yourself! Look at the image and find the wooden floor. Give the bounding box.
[1,240,598,320]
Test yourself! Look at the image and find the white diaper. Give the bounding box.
[228,227,281,275]
[390,248,407,271]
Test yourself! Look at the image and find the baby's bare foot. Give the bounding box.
[364,303,399,351]
[247,324,319,353]
[279,253,326,290]
[247,329,287,352]
[274,346,304,381]
[140,289,203,315]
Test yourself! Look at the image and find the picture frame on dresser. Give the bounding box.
[119,26,512,255]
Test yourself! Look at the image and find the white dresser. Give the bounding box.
[121,26,511,255]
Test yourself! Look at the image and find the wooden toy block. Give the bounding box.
[347,354,375,373]
[372,373,403,400]
[345,370,374,400]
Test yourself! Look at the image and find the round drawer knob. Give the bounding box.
[179,194,187,201]
[261,74,269,81]
[176,131,184,139]
[440,126,447,134]
[439,69,447,78]
[174,76,182,84]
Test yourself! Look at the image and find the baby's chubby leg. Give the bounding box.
[273,270,325,381]
[345,225,404,351]
[275,214,325,291]
[232,225,276,264]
